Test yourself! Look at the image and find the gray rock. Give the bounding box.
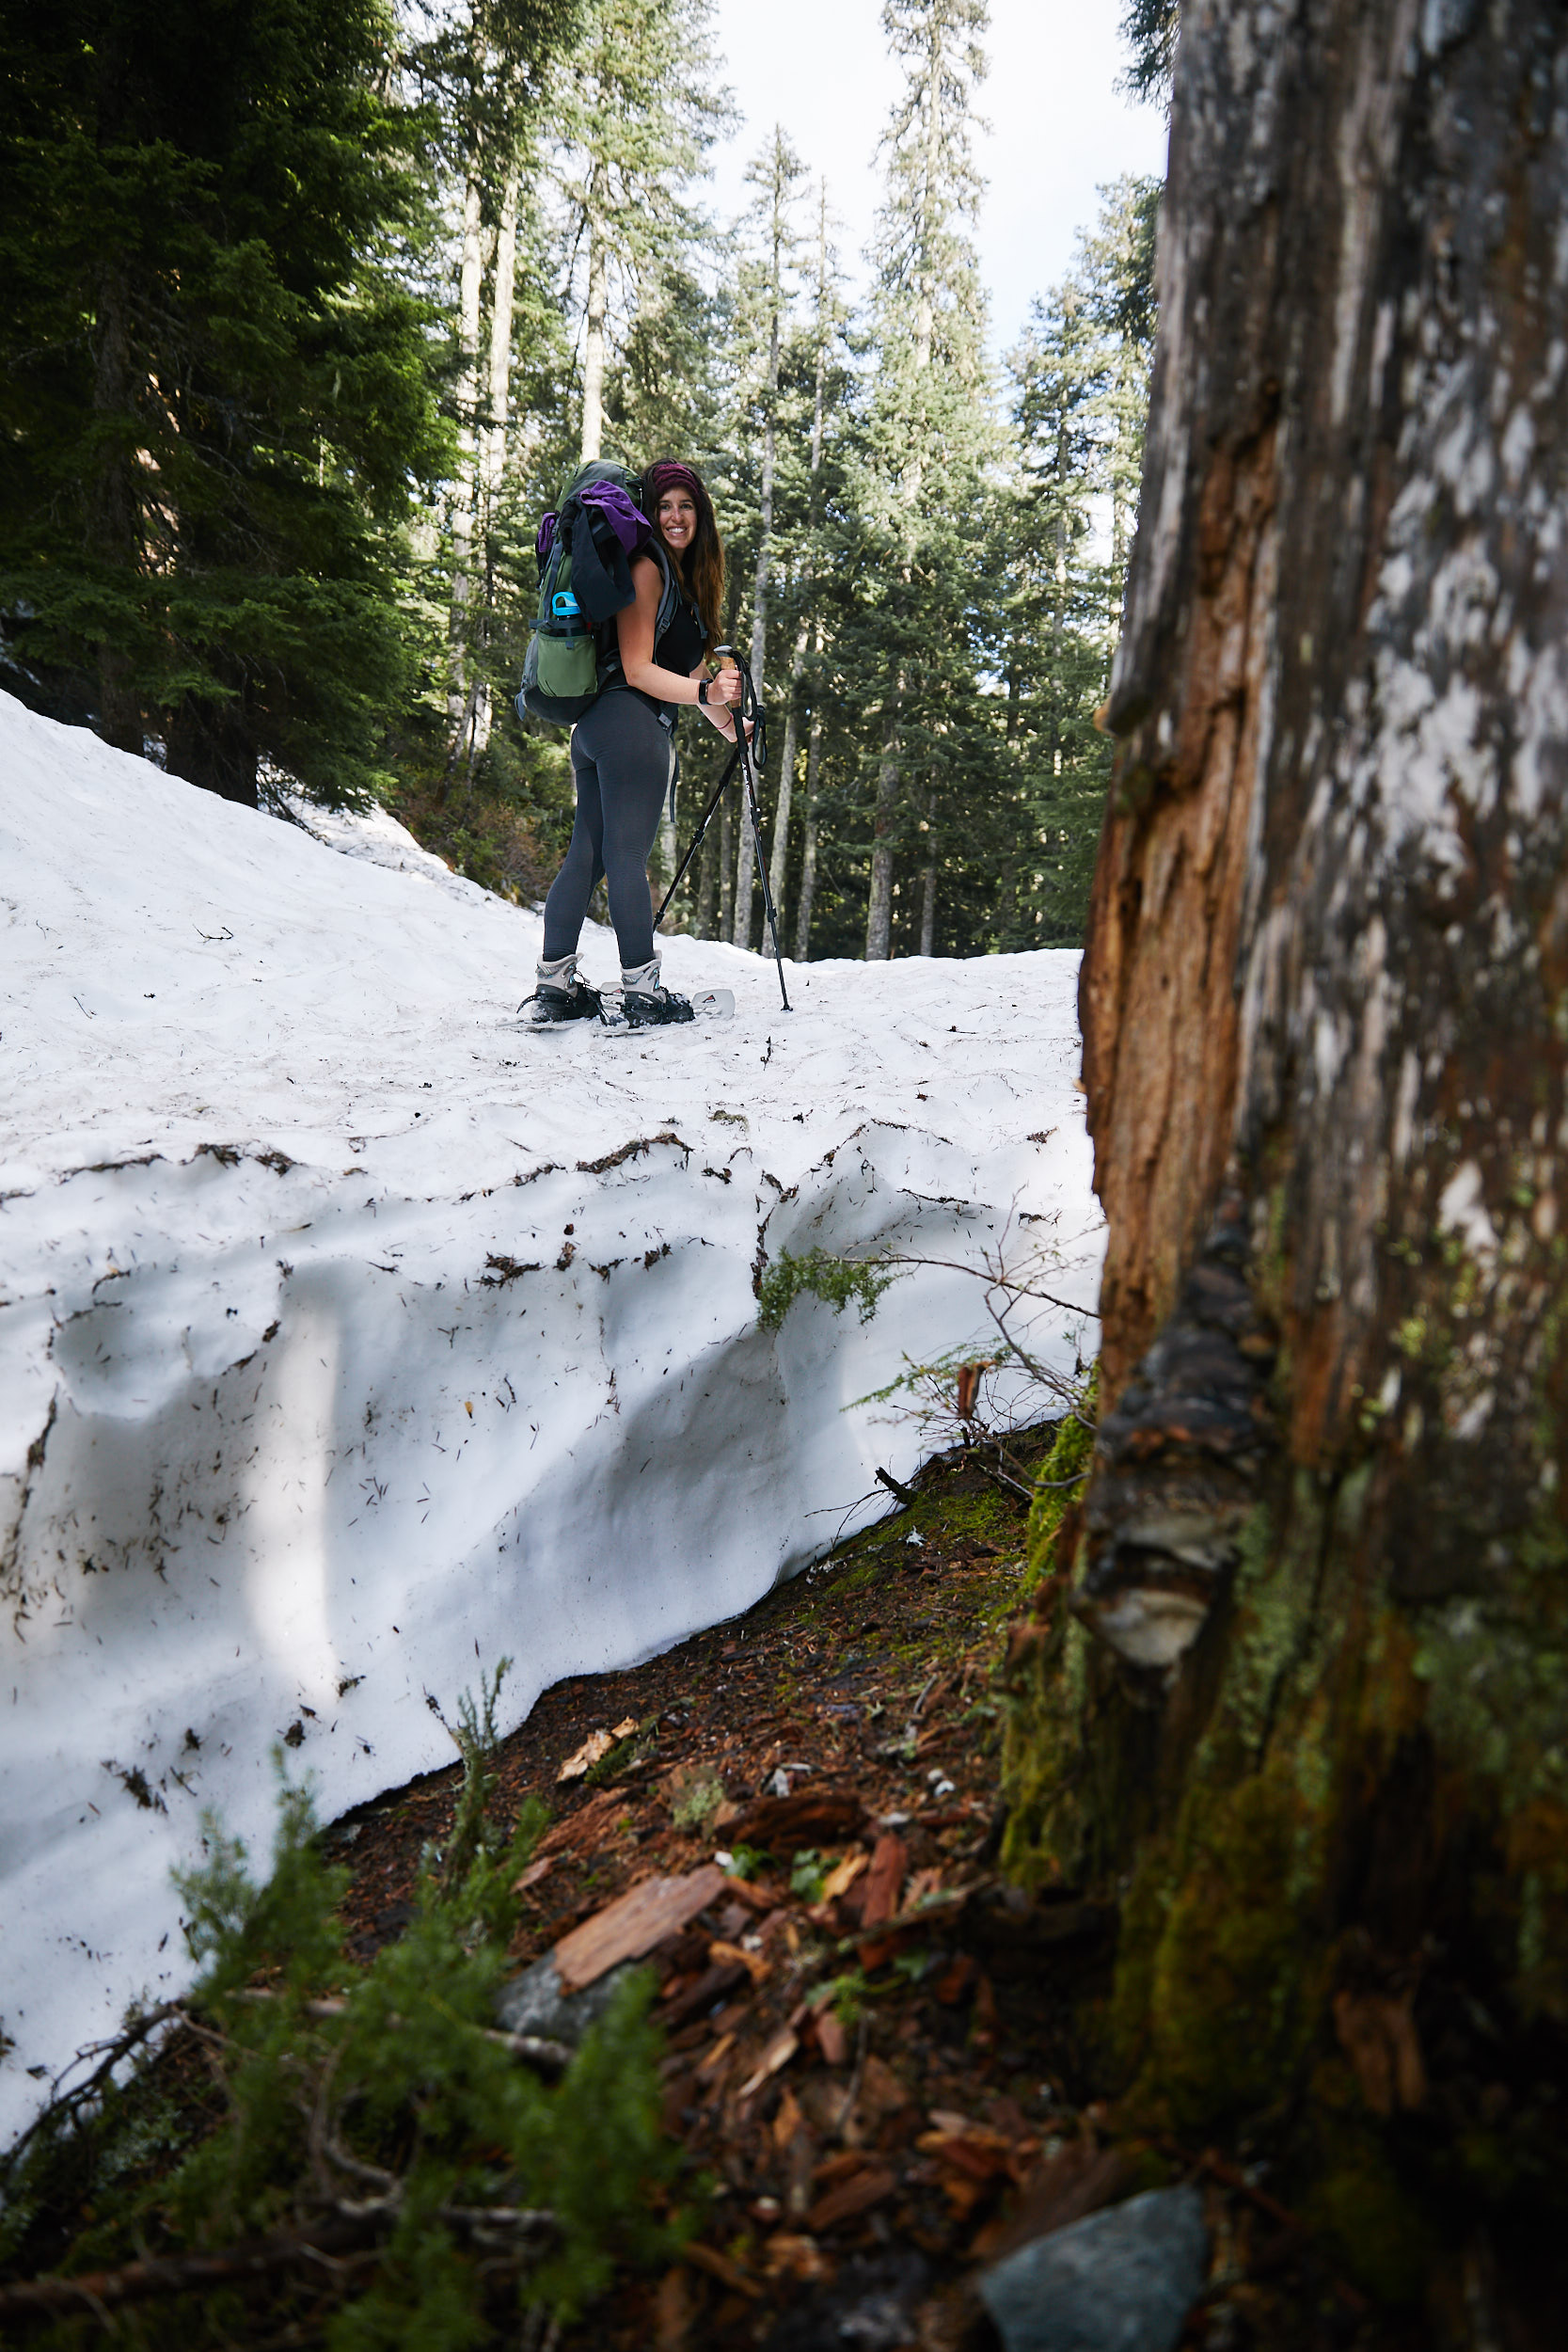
[978,2184,1209,2352]
[494,1953,638,2045]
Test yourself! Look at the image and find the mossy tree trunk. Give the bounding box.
[1007,0,1568,2321]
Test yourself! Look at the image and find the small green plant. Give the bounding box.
[0,1692,678,2344]
[756,1246,900,1334]
[722,1844,767,1881]
[433,1656,549,1945]
[789,1849,828,1905]
[671,1768,727,1834]
[818,1968,873,2026]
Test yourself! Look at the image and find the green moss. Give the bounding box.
[1302,2097,1435,2306]
[1000,1373,1101,1889]
[1121,1767,1327,2128]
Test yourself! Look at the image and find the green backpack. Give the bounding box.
[516,459,680,727]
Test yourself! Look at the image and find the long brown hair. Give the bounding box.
[643,461,725,654]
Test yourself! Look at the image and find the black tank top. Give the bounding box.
[606,551,705,722]
[653,589,705,690]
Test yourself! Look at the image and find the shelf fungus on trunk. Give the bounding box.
[1075,1201,1275,1671]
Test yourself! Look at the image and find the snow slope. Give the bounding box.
[0,689,1101,2137]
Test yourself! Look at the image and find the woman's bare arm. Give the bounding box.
[615,558,741,718]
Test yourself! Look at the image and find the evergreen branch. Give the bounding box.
[230,1986,572,2074]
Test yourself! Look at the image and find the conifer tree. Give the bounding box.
[428,2,577,770]
[768,183,848,941]
[856,0,994,961]
[730,130,807,948]
[0,0,451,803]
[551,0,728,464]
[997,176,1158,946]
[1118,0,1179,103]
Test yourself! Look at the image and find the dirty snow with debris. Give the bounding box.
[0,688,1101,2137]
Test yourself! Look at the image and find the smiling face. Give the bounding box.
[656,489,698,554]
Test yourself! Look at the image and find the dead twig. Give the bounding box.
[0,2000,185,2188]
[875,1465,919,1507]
[969,1454,1032,1503]
[483,2027,572,2074]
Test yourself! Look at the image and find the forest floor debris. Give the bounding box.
[0,1431,1477,2348]
[294,1433,1402,2350]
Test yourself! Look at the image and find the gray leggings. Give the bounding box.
[542,691,671,971]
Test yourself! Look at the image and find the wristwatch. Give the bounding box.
[696,678,709,706]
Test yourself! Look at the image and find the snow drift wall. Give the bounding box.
[0,690,1100,2137]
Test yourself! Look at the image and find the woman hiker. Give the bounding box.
[525,460,743,1027]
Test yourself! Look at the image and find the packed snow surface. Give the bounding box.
[0,690,1101,2137]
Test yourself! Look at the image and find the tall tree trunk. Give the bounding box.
[768,622,806,927]
[919,830,936,956]
[1006,0,1568,2312]
[735,174,786,951]
[447,156,485,750]
[733,782,758,951]
[769,192,832,935]
[470,146,520,770]
[865,29,942,961]
[718,792,735,942]
[795,707,822,961]
[695,817,717,939]
[579,173,607,463]
[865,697,902,961]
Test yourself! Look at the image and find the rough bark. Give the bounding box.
[1007,0,1568,2311]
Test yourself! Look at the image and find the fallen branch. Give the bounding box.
[0,2218,383,2323]
[0,2197,562,2326]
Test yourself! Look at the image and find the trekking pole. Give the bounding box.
[715,644,792,1014]
[652,740,742,930]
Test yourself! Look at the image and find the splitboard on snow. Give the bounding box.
[518,987,735,1033]
[596,987,735,1031]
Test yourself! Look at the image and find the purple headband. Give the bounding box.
[644,461,704,508]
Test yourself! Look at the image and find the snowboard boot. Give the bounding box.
[618,956,695,1027]
[520,954,602,1026]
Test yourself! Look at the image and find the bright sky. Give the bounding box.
[705,0,1169,358]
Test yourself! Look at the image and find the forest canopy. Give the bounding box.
[0,0,1161,958]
